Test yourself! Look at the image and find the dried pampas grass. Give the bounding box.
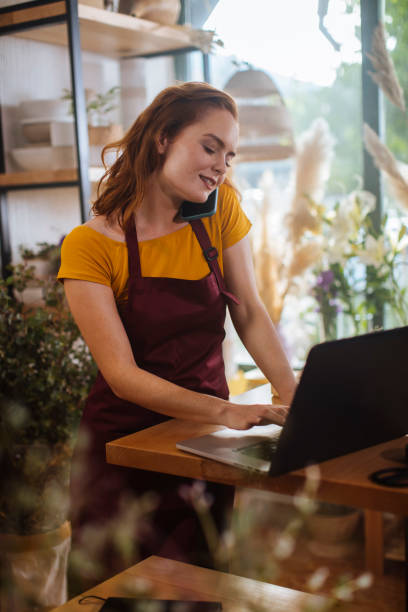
[294,118,334,198]
[253,172,286,324]
[364,123,408,212]
[287,118,335,244]
[251,119,334,324]
[367,22,405,112]
[288,243,323,279]
[254,247,285,324]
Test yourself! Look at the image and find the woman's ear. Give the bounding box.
[156,131,168,155]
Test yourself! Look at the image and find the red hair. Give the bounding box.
[92,81,238,230]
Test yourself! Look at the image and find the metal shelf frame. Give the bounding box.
[0,0,90,278]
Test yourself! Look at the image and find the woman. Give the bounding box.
[58,82,296,588]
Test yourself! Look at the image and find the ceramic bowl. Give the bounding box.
[21,119,51,143]
[132,0,181,24]
[50,120,75,146]
[21,117,75,145]
[11,146,76,171]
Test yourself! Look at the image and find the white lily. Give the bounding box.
[325,235,352,265]
[355,235,386,268]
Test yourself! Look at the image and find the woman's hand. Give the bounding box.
[219,402,289,430]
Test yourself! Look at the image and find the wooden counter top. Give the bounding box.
[107,417,408,515]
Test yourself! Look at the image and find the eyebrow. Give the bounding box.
[203,133,236,157]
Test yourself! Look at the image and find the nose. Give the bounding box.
[213,152,227,175]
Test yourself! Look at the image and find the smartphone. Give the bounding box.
[178,188,218,221]
[99,598,222,611]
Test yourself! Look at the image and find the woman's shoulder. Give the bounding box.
[84,216,126,243]
[213,182,251,248]
[62,218,126,250]
[59,219,126,285]
[218,182,240,208]
[212,182,241,225]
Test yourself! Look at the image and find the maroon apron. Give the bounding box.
[69,218,238,587]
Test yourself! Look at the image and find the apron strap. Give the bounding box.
[124,221,144,313]
[190,219,240,305]
[125,221,142,279]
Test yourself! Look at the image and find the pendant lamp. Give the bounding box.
[224,68,296,163]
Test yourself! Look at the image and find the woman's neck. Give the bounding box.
[135,175,187,239]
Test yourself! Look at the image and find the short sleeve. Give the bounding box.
[218,183,252,250]
[57,226,112,286]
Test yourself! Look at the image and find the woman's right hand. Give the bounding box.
[220,402,288,430]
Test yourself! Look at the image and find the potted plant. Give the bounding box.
[0,263,97,533]
[305,501,362,559]
[62,85,122,144]
[20,238,64,280]
[0,264,97,608]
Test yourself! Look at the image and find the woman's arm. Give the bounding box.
[223,236,297,405]
[64,279,287,429]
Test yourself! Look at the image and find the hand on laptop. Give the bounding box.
[222,403,288,430]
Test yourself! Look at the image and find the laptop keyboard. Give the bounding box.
[236,433,281,461]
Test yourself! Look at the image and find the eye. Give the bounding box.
[203,145,215,155]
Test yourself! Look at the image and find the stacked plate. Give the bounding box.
[11,98,77,171]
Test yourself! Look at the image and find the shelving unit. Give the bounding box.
[0,0,203,277]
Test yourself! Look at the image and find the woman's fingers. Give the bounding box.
[258,404,288,426]
[224,403,289,430]
[252,404,289,425]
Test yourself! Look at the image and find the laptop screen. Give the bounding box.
[270,326,408,475]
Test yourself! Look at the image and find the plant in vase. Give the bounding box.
[62,85,121,128]
[0,264,97,607]
[0,264,97,535]
[62,86,123,165]
[19,236,65,280]
[311,20,408,339]
[305,501,362,560]
[310,190,408,340]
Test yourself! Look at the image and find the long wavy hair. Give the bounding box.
[92,81,239,230]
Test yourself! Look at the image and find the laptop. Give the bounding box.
[176,326,408,476]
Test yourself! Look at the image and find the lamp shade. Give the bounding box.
[224,68,296,162]
[224,68,280,98]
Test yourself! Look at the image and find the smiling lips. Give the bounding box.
[199,175,217,190]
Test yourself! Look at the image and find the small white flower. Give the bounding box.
[305,463,321,491]
[354,572,373,589]
[333,584,354,601]
[220,529,235,551]
[293,494,318,515]
[307,567,330,591]
[274,533,296,559]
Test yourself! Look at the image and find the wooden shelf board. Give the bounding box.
[0,166,105,188]
[0,1,66,29]
[11,4,197,58]
[0,169,78,187]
